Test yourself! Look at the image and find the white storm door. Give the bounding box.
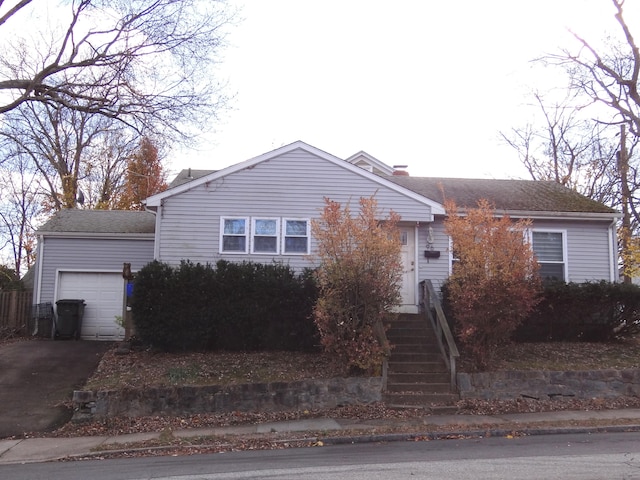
[399,227,417,313]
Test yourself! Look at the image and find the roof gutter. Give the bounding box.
[36,232,155,240]
[445,209,621,221]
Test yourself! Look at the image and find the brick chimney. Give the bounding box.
[392,165,409,176]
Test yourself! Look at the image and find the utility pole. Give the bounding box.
[619,124,632,284]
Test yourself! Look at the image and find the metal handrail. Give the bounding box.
[419,280,460,389]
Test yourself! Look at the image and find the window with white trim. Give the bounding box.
[220,217,248,253]
[283,219,310,254]
[531,230,566,281]
[251,218,280,254]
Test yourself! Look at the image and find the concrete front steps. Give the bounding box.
[383,313,459,409]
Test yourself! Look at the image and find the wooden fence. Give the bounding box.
[0,290,33,334]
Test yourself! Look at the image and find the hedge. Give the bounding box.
[514,281,640,342]
[442,280,640,343]
[131,260,319,352]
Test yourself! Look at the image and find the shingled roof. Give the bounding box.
[163,161,617,216]
[37,209,155,235]
[385,176,617,215]
[169,169,216,188]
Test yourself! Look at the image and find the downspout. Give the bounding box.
[145,204,160,260]
[414,223,420,306]
[35,234,44,305]
[608,218,619,282]
[33,234,45,336]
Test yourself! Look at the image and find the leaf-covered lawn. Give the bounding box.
[85,340,640,391]
[38,340,640,443]
[84,349,350,390]
[459,340,640,372]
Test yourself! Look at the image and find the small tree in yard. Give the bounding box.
[312,196,403,374]
[444,199,542,370]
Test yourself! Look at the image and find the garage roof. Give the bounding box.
[37,209,156,235]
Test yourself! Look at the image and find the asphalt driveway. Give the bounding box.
[0,339,112,438]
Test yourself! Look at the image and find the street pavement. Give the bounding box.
[2,408,640,465]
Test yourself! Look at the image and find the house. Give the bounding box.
[31,141,620,340]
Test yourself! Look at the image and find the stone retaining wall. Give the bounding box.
[457,369,640,400]
[73,377,383,420]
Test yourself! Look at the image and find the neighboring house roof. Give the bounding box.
[386,176,619,217]
[169,169,217,188]
[145,141,446,215]
[37,209,156,236]
[345,151,395,176]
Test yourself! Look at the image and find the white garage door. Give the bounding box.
[57,272,125,341]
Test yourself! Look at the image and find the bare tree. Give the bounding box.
[0,0,233,139]
[546,0,640,136]
[522,0,640,278]
[501,92,619,205]
[0,154,40,277]
[0,100,138,210]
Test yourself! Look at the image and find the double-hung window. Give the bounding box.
[252,218,280,254]
[220,217,310,255]
[220,217,249,253]
[531,230,566,281]
[283,219,309,254]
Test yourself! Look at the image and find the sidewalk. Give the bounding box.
[2,408,640,465]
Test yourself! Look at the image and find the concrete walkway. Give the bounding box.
[2,408,640,465]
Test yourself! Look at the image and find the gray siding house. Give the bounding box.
[32,141,620,340]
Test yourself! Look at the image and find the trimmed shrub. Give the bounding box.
[131,260,318,352]
[515,281,640,342]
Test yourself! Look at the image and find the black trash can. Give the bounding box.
[55,299,86,340]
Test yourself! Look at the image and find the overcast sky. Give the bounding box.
[169,0,624,179]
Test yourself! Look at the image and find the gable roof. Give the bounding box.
[386,176,618,217]
[145,141,446,214]
[37,209,156,236]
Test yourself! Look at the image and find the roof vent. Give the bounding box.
[392,165,409,176]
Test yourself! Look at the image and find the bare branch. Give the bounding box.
[0,0,234,141]
[0,0,33,27]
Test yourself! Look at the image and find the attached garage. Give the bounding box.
[33,209,156,341]
[57,272,125,341]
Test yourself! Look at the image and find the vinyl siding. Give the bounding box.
[416,220,450,291]
[417,217,615,293]
[531,219,614,282]
[156,149,433,267]
[36,237,155,305]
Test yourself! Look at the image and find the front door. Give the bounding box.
[399,227,417,313]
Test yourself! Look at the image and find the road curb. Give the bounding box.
[321,423,640,446]
[57,423,640,462]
